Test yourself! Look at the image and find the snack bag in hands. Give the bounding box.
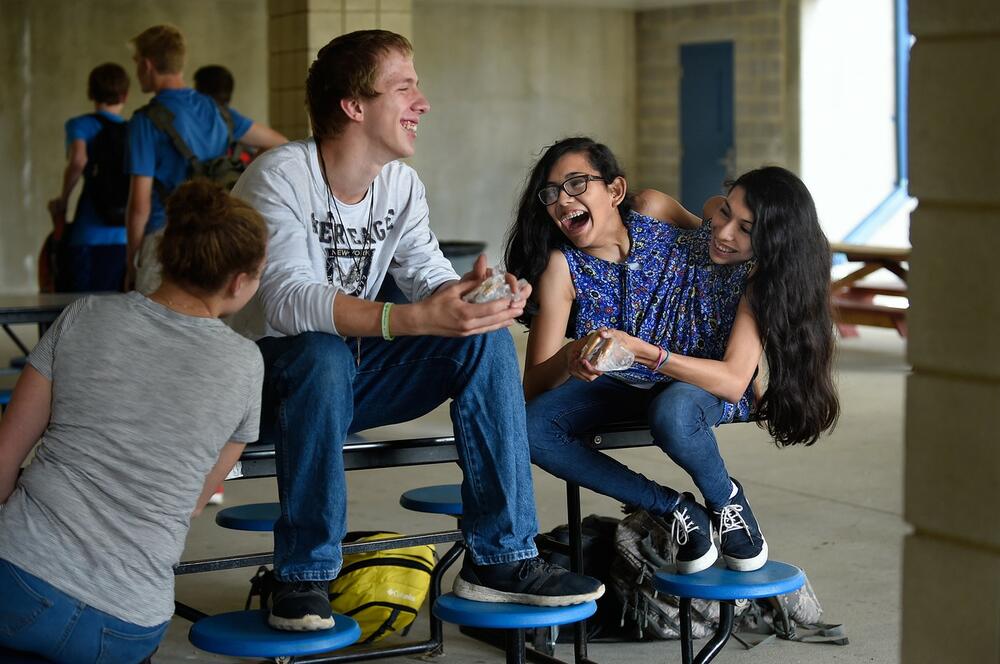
[580,331,636,372]
[462,267,529,304]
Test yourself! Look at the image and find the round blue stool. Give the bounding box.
[653,560,806,664]
[399,483,463,516]
[189,609,361,658]
[399,484,465,649]
[434,593,596,664]
[215,502,281,532]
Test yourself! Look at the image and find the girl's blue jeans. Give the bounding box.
[0,559,166,664]
[257,330,540,581]
[527,376,734,514]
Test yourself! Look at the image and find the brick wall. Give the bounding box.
[267,0,413,140]
[635,0,794,196]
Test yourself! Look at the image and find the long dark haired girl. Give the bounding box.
[728,167,839,446]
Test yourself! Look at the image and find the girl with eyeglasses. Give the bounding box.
[504,136,838,574]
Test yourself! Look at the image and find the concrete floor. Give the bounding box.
[154,326,908,664]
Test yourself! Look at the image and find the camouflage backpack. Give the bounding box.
[611,509,848,646]
[140,98,246,199]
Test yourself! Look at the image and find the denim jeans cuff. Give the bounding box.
[471,547,538,566]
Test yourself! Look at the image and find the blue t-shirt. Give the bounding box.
[563,211,755,423]
[64,111,127,246]
[128,88,252,234]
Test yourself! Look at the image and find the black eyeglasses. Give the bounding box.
[537,175,606,206]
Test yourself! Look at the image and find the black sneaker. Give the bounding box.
[267,579,335,631]
[667,492,718,574]
[453,556,605,606]
[712,479,768,572]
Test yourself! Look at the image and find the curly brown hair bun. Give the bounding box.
[159,180,267,293]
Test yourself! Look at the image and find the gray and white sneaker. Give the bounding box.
[453,556,604,607]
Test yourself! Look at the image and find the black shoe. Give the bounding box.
[267,579,335,631]
[453,556,605,607]
[668,493,718,574]
[712,479,768,572]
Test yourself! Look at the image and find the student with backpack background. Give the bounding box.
[125,24,287,293]
[46,63,130,293]
[195,64,257,168]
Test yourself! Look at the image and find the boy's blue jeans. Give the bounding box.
[0,559,166,664]
[527,377,734,514]
[257,330,540,582]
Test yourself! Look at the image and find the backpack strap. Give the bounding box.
[213,101,251,164]
[138,98,202,204]
[140,99,200,166]
[214,102,235,146]
[90,112,114,129]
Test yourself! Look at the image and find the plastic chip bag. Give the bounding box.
[463,268,528,304]
[580,332,635,372]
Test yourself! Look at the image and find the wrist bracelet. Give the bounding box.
[654,346,671,372]
[381,302,394,341]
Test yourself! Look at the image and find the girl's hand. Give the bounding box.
[565,333,604,382]
[596,328,642,356]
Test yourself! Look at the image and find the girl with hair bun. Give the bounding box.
[0,180,266,663]
[505,137,838,576]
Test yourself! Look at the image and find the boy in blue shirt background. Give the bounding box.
[48,63,130,292]
[125,24,286,292]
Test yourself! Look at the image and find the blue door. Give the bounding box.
[680,41,734,211]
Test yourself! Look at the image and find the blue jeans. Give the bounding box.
[527,377,734,514]
[0,559,166,664]
[258,330,539,581]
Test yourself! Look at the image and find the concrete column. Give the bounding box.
[267,0,413,140]
[903,2,1000,663]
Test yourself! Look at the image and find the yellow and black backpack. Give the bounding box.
[328,531,436,644]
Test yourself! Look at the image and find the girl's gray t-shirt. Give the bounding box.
[0,292,263,626]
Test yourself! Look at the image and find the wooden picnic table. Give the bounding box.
[829,242,909,336]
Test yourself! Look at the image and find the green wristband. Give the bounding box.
[381,302,394,341]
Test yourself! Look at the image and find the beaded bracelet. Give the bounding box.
[381,302,395,341]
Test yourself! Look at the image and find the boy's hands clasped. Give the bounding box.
[413,254,531,337]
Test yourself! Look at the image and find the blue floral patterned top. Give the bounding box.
[563,211,755,423]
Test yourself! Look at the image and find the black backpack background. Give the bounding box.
[540,514,629,642]
[83,114,130,226]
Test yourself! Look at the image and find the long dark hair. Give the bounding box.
[734,167,839,446]
[504,137,634,324]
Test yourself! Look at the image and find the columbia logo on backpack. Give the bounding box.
[328,531,436,644]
